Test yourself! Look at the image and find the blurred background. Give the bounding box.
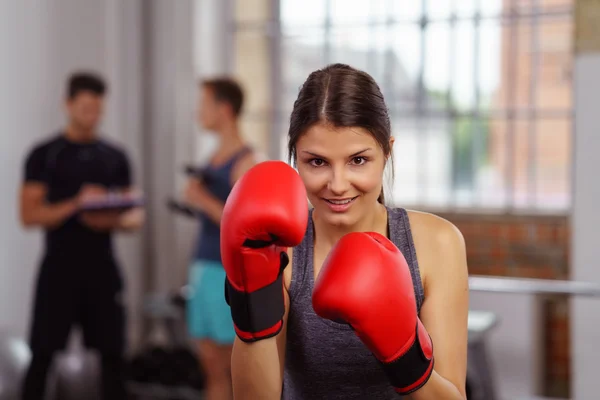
[1,0,599,399]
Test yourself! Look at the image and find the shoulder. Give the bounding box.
[406,210,464,246]
[231,148,261,182]
[97,139,130,162]
[405,210,467,289]
[25,135,63,163]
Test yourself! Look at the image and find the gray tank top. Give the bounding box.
[282,207,425,399]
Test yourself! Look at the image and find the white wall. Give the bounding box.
[572,53,600,400]
[0,0,145,345]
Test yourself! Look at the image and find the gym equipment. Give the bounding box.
[470,275,600,296]
[467,276,600,400]
[0,332,31,400]
[166,198,201,219]
[184,164,212,185]
[166,164,212,219]
[126,288,204,398]
[466,311,499,400]
[47,347,102,400]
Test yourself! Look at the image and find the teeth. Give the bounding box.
[328,198,353,205]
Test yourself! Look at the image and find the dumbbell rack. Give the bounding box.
[127,290,204,400]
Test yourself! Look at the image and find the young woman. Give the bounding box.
[220,64,469,399]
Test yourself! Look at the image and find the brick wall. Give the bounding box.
[437,212,570,398]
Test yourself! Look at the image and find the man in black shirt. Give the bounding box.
[19,72,144,400]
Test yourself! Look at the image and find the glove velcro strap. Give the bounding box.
[378,324,435,395]
[224,270,285,342]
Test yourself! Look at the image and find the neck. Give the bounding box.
[217,120,242,150]
[64,123,95,143]
[313,202,387,249]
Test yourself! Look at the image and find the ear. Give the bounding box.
[387,136,395,160]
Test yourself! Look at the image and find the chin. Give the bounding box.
[314,201,360,228]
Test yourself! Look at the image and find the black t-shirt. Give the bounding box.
[24,134,132,261]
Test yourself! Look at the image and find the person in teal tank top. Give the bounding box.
[182,77,256,400]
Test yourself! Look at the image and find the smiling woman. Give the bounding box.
[225,63,469,400]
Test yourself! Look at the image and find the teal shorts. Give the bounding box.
[186,260,235,344]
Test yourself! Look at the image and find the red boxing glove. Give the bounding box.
[221,161,308,342]
[312,232,434,395]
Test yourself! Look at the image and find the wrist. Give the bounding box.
[225,250,289,342]
[378,320,434,395]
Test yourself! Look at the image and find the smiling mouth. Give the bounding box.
[324,196,358,205]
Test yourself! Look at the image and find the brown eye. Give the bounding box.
[351,156,367,166]
[310,158,326,167]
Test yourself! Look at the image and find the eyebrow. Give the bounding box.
[301,148,372,158]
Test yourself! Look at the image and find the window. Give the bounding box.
[232,0,574,212]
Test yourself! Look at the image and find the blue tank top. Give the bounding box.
[193,147,251,262]
[283,207,425,399]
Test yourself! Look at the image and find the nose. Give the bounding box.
[327,166,351,196]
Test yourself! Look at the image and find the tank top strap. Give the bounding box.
[290,209,314,302]
[386,207,425,312]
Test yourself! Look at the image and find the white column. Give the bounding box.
[145,0,196,294]
[571,1,600,398]
[572,54,600,400]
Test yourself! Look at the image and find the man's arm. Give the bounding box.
[20,145,78,229]
[184,152,257,226]
[20,182,78,229]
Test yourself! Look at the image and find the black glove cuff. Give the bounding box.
[378,324,434,395]
[224,252,288,342]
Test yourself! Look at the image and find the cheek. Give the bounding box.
[350,164,384,195]
[298,166,328,197]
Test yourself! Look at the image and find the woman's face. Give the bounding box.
[295,122,388,227]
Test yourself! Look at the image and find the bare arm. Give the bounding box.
[184,152,257,226]
[20,182,78,229]
[408,213,469,400]
[231,248,292,399]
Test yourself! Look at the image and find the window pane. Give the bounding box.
[424,22,451,111]
[455,0,477,18]
[481,117,510,208]
[330,0,388,25]
[422,118,454,207]
[426,0,452,20]
[535,17,573,110]
[451,21,476,110]
[480,0,504,17]
[388,24,422,114]
[535,119,571,210]
[389,0,422,22]
[479,19,502,112]
[511,119,531,208]
[281,30,327,115]
[280,0,327,28]
[390,118,421,205]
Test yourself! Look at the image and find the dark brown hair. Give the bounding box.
[201,77,244,117]
[67,72,106,100]
[287,63,393,204]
